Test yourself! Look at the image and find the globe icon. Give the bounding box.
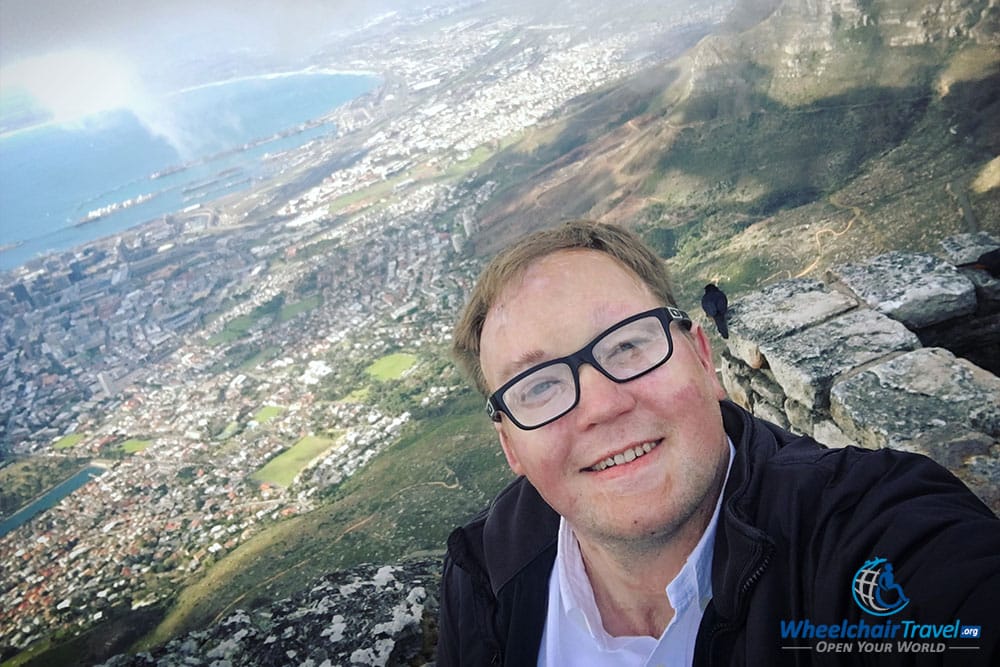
[852,557,910,616]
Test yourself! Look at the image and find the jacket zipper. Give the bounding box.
[704,545,774,666]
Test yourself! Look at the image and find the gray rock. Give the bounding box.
[962,267,1000,314]
[938,232,999,266]
[812,419,858,449]
[752,399,789,430]
[97,559,442,667]
[829,251,977,328]
[719,351,751,409]
[760,309,921,410]
[894,429,1000,516]
[750,369,786,408]
[830,347,1000,449]
[783,398,818,437]
[724,278,857,368]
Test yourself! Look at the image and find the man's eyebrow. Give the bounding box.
[500,349,550,383]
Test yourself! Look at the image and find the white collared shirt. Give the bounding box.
[537,440,735,667]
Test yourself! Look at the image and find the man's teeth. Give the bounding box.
[590,441,658,471]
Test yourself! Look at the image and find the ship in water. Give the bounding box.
[75,192,156,226]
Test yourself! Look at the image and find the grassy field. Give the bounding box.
[341,387,370,403]
[52,434,85,450]
[278,295,321,322]
[250,435,338,487]
[365,352,418,381]
[252,405,283,424]
[137,388,510,650]
[327,174,408,214]
[120,439,152,454]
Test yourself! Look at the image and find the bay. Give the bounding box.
[0,70,378,272]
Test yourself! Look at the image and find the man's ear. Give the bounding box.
[496,422,525,476]
[690,323,727,400]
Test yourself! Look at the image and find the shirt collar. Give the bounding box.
[555,437,736,645]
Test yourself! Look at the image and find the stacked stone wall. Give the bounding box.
[719,232,1000,513]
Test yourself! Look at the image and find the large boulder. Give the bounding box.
[759,308,921,410]
[828,251,977,328]
[98,558,442,667]
[830,347,1000,449]
[725,278,857,368]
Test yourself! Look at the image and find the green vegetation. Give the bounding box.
[327,173,411,214]
[207,315,257,346]
[442,145,496,177]
[239,346,282,371]
[139,388,510,649]
[206,294,322,346]
[640,223,679,258]
[120,439,153,454]
[341,387,371,403]
[215,421,241,441]
[253,405,284,424]
[52,434,85,450]
[365,352,418,381]
[251,435,338,487]
[278,294,321,322]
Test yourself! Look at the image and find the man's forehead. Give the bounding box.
[482,270,654,386]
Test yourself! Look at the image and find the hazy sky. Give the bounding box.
[0,0,452,126]
[1,0,413,65]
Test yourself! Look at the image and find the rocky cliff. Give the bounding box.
[97,558,440,667]
[676,0,999,107]
[719,231,1000,512]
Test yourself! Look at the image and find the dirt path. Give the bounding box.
[793,196,861,278]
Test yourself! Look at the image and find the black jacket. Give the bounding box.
[438,401,1000,665]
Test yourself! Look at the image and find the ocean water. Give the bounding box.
[0,71,377,272]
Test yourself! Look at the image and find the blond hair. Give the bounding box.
[452,220,678,395]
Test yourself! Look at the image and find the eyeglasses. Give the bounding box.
[486,306,691,430]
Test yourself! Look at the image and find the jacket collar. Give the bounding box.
[482,476,560,596]
[710,400,778,620]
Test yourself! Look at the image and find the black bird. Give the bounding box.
[701,283,729,339]
[974,248,1000,278]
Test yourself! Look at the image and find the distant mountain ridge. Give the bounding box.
[464,0,999,306]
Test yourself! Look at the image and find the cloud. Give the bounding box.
[0,0,426,65]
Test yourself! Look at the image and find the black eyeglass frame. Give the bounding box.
[485,306,692,430]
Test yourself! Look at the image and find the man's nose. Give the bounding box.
[574,363,635,427]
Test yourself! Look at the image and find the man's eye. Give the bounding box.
[520,379,563,403]
[608,337,649,357]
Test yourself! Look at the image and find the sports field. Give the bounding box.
[251,435,337,487]
[365,352,417,381]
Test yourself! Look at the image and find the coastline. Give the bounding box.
[168,66,380,96]
[0,68,381,272]
[0,67,381,141]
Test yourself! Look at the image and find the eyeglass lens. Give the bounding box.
[501,314,671,428]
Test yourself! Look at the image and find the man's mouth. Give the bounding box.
[585,439,661,472]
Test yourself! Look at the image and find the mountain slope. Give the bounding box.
[464,0,999,308]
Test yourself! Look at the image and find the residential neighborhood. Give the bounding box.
[0,2,732,650]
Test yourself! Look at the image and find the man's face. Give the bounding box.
[479,249,729,548]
